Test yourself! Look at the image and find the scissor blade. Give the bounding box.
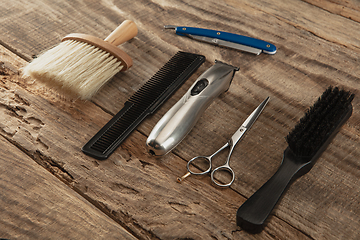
[230,97,269,146]
[242,97,270,129]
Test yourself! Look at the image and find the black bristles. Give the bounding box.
[286,86,354,157]
[82,52,205,160]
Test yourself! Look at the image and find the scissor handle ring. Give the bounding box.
[211,166,235,187]
[187,156,212,175]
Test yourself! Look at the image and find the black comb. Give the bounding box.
[82,51,205,160]
[236,86,354,233]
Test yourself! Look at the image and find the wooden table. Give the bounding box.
[1,0,359,239]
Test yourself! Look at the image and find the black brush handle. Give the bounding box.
[236,149,309,233]
[236,88,354,233]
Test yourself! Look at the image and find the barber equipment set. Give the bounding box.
[25,21,355,233]
[79,25,355,233]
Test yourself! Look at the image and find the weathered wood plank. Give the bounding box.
[0,127,137,239]
[0,0,360,239]
[302,0,360,23]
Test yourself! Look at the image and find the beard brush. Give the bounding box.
[23,20,137,100]
[236,86,354,233]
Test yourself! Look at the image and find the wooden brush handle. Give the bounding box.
[62,20,138,71]
[105,20,138,46]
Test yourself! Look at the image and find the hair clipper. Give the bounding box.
[146,60,239,156]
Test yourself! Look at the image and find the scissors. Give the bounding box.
[177,97,269,187]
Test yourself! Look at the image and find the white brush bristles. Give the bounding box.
[23,40,124,100]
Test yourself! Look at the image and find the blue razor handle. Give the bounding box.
[174,26,276,54]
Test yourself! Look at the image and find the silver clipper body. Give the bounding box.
[146,61,239,156]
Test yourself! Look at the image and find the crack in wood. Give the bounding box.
[0,133,74,184]
[67,195,160,240]
[0,90,49,152]
[109,182,140,195]
[0,61,17,75]
[301,0,360,23]
[168,201,197,216]
[0,85,73,184]
[139,159,153,168]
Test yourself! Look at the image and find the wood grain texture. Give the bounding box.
[0,123,137,239]
[0,0,360,239]
[302,0,360,23]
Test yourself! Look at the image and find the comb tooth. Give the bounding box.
[82,52,205,159]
